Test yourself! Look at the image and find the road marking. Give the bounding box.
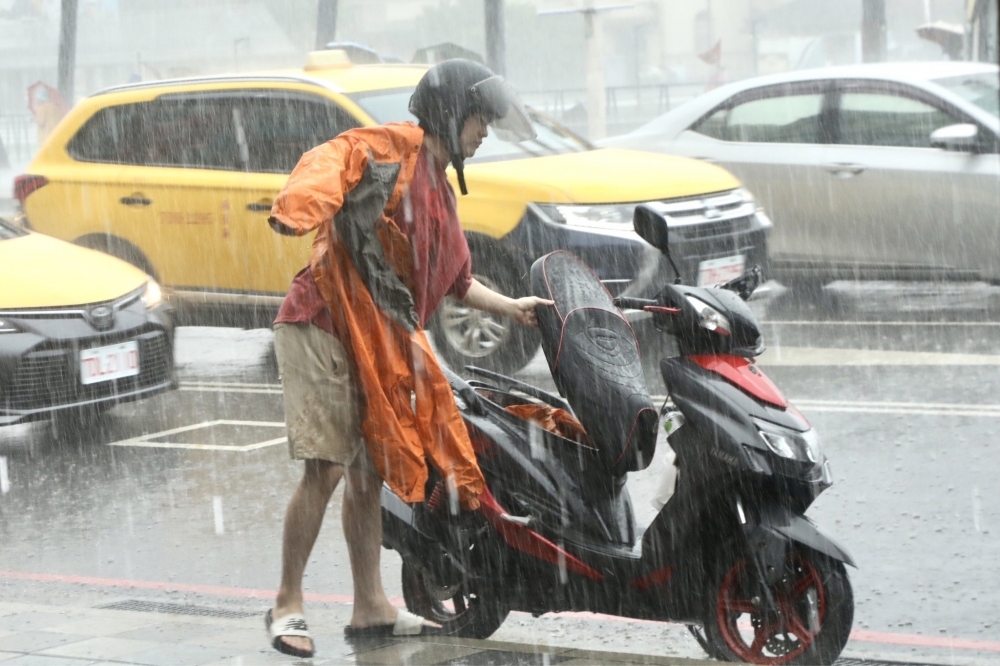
[651,396,1000,418]
[762,320,1000,327]
[107,420,286,452]
[794,399,1000,418]
[1,570,998,654]
[179,381,281,395]
[758,347,1000,366]
[180,382,1000,417]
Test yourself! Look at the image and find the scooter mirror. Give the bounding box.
[634,203,683,282]
[633,203,670,252]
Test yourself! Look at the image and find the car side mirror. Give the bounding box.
[930,123,978,152]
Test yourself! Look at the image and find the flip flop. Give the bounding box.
[344,608,438,638]
[265,608,314,658]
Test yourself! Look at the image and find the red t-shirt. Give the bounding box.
[275,147,472,333]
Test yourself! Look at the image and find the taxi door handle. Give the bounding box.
[120,193,152,206]
[246,200,272,212]
[825,163,866,178]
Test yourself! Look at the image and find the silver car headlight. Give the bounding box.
[141,280,163,309]
[753,418,822,463]
[685,295,731,335]
[534,202,638,231]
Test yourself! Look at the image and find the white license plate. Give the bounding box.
[80,341,140,385]
[697,255,745,287]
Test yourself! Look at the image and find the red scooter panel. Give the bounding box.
[477,488,604,581]
[688,354,788,409]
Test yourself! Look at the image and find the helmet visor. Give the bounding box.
[470,76,536,143]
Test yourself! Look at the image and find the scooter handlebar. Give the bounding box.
[613,296,659,311]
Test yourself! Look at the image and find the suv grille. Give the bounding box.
[3,328,172,412]
[672,216,754,241]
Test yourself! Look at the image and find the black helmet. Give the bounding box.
[409,59,535,195]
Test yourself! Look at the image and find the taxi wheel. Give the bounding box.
[75,234,157,280]
[429,238,539,376]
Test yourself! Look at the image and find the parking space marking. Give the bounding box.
[107,420,286,452]
[179,381,281,395]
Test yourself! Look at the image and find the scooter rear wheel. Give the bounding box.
[703,548,853,665]
[401,562,509,639]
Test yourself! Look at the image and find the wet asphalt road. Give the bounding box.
[1,283,1000,664]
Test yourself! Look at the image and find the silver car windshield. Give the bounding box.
[0,219,26,240]
[931,73,999,117]
[348,88,591,163]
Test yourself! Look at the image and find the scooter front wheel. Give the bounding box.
[401,562,509,639]
[703,548,853,665]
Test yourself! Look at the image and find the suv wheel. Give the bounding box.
[429,237,539,376]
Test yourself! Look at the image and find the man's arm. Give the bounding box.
[459,278,553,328]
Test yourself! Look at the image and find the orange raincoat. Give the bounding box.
[269,123,485,510]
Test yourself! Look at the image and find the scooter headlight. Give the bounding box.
[753,418,822,463]
[685,295,731,336]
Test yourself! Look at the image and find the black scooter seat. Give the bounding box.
[531,251,658,476]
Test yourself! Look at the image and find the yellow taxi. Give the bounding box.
[16,50,770,373]
[0,216,174,426]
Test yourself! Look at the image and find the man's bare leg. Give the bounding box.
[342,465,400,628]
[272,459,343,653]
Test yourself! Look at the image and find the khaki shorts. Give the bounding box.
[273,323,374,472]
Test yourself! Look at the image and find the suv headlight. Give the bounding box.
[141,280,163,309]
[685,295,731,335]
[0,317,21,334]
[534,202,637,231]
[753,418,822,463]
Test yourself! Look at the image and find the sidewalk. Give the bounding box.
[0,581,711,666]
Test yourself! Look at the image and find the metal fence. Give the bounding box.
[0,115,37,168]
[520,81,711,139]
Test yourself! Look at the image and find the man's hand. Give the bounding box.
[507,296,554,327]
[459,279,554,327]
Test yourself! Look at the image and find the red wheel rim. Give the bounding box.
[715,555,826,664]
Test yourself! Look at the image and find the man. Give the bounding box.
[264,60,549,658]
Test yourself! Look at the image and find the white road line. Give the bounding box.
[179,383,281,395]
[179,383,1000,417]
[761,320,1000,326]
[107,420,287,451]
[758,347,1000,366]
[795,399,1000,412]
[110,437,288,452]
[798,406,1000,418]
[182,381,280,388]
[650,396,1000,418]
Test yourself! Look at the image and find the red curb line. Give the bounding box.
[2,570,998,653]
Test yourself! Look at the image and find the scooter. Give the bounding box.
[381,203,855,665]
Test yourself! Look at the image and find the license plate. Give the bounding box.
[80,341,140,385]
[697,255,745,287]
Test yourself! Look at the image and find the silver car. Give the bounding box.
[606,62,1000,283]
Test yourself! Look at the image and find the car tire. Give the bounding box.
[75,234,157,280]
[428,236,540,376]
